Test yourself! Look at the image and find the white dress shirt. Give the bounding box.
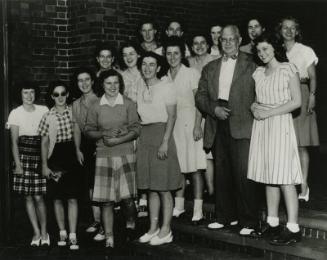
[218,57,237,100]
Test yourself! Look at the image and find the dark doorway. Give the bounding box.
[0,0,11,244]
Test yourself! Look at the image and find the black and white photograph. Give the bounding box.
[0,0,327,259]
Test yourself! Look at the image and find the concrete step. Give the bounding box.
[131,239,264,260]
[185,201,327,240]
[171,218,327,260]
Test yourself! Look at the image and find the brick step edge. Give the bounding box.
[184,201,327,240]
[130,239,265,260]
[172,220,327,260]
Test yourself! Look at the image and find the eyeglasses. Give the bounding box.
[52,91,67,97]
[220,37,237,44]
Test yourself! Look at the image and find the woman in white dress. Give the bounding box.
[248,32,302,245]
[277,17,319,202]
[164,36,207,224]
[188,33,216,195]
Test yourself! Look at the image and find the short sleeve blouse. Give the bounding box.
[137,79,177,124]
[252,62,298,106]
[7,105,48,136]
[38,106,73,143]
[165,65,200,110]
[286,42,318,79]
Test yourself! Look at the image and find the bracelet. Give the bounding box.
[310,91,316,96]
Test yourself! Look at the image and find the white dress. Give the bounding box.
[247,63,302,185]
[166,65,207,173]
[188,54,217,160]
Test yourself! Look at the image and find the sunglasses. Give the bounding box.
[52,91,67,97]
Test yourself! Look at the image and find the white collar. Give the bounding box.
[100,93,124,107]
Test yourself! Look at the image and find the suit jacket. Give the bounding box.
[195,51,256,149]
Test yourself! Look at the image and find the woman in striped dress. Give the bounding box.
[247,33,302,245]
[85,69,140,248]
[7,82,49,246]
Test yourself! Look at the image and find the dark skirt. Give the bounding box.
[13,136,46,195]
[137,123,182,191]
[47,141,81,200]
[80,135,96,189]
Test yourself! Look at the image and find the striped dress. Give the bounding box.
[247,63,303,185]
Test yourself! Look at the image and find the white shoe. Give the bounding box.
[85,221,101,233]
[149,232,173,246]
[57,230,67,246]
[172,208,185,218]
[139,229,160,243]
[207,222,225,230]
[30,236,41,247]
[239,227,255,236]
[40,233,50,246]
[191,213,204,221]
[69,233,79,250]
[93,227,105,241]
[230,221,238,226]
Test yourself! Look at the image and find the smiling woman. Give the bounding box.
[84,69,140,248]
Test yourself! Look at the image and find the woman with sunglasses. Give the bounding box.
[85,69,140,248]
[7,82,49,246]
[38,81,81,250]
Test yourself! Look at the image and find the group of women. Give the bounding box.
[7,16,319,249]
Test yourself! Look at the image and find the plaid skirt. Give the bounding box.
[92,153,136,203]
[13,136,46,195]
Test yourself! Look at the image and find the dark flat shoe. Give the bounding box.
[270,229,301,246]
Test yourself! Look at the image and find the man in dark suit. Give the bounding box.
[195,25,259,235]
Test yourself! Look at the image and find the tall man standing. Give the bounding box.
[195,25,259,235]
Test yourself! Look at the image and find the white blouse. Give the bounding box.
[7,105,48,136]
[286,42,318,79]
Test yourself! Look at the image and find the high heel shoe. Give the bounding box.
[299,188,310,202]
[30,236,41,247]
[41,233,50,246]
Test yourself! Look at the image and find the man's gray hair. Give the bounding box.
[222,25,241,39]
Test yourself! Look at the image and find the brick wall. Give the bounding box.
[8,0,327,141]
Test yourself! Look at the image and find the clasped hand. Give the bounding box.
[251,103,271,120]
[102,127,128,138]
[214,106,231,120]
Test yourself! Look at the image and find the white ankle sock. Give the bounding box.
[69,233,76,240]
[139,199,147,206]
[174,197,185,211]
[286,222,300,233]
[267,216,279,227]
